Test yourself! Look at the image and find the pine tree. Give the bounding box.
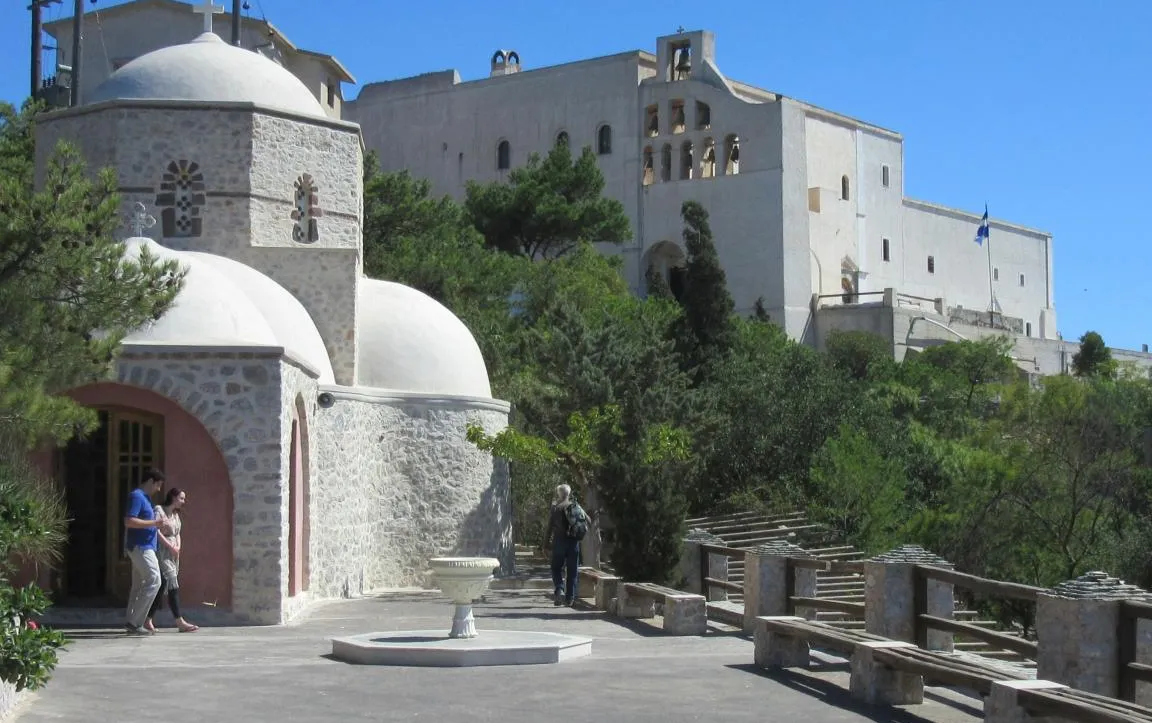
[0,102,184,445]
[645,263,674,300]
[1071,331,1115,379]
[672,201,736,379]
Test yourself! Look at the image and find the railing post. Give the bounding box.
[864,546,954,651]
[680,529,724,599]
[1036,571,1147,699]
[1118,604,1137,702]
[743,540,814,633]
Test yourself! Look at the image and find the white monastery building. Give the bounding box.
[28,26,512,625]
[40,2,1152,380]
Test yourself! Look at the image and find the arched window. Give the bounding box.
[882,238,890,262]
[927,255,935,274]
[496,140,511,170]
[556,131,569,148]
[644,105,658,138]
[660,144,673,182]
[700,138,716,178]
[597,124,613,154]
[841,175,850,200]
[680,141,694,180]
[724,134,740,175]
[671,100,686,134]
[642,146,655,186]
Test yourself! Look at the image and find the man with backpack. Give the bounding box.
[548,483,587,607]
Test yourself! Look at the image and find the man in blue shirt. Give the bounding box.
[123,469,168,635]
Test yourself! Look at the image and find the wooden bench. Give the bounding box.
[619,582,706,635]
[576,567,620,611]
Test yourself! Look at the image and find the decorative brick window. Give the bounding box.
[292,173,322,243]
[155,160,205,238]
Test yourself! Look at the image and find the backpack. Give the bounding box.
[565,502,588,541]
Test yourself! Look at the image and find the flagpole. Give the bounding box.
[985,204,994,327]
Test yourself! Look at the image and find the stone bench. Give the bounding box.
[754,615,880,669]
[618,582,706,635]
[576,567,621,611]
[987,680,1152,723]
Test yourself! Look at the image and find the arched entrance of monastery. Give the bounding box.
[49,383,234,609]
[644,241,688,301]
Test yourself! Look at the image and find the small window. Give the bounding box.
[927,255,935,274]
[695,101,711,130]
[642,146,654,186]
[660,144,672,182]
[671,100,686,134]
[496,140,510,170]
[881,165,890,188]
[680,141,694,180]
[1026,322,1032,337]
[597,125,612,154]
[841,175,850,200]
[724,134,740,176]
[882,238,890,262]
[1019,273,1025,287]
[993,267,999,281]
[326,78,336,107]
[556,131,569,147]
[644,105,658,137]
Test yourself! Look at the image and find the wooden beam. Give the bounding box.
[915,565,1044,602]
[919,614,1038,658]
[790,596,864,615]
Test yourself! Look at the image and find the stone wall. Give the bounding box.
[116,347,293,624]
[308,389,513,596]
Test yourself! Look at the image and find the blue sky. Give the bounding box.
[2,0,1147,350]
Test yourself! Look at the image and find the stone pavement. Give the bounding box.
[15,590,984,723]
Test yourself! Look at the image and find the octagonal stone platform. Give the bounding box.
[330,630,592,667]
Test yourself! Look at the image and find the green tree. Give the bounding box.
[464,143,631,259]
[672,201,736,379]
[1072,330,1115,379]
[0,101,184,692]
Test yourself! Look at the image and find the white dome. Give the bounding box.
[89,33,327,118]
[123,238,335,383]
[357,279,492,398]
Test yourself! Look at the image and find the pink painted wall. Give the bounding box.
[65,383,234,608]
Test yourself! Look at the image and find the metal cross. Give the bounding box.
[676,26,686,34]
[128,202,157,236]
[193,0,225,33]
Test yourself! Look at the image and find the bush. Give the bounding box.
[0,437,69,691]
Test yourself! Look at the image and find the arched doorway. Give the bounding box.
[644,240,688,301]
[287,395,311,596]
[51,383,234,609]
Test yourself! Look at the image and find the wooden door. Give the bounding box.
[105,410,165,600]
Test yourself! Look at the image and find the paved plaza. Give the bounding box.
[15,591,984,722]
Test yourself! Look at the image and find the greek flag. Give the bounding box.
[975,205,990,246]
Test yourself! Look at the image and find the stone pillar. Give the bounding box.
[984,679,1068,723]
[1035,571,1149,697]
[744,540,816,632]
[679,529,728,600]
[849,640,924,705]
[863,545,955,651]
[754,616,811,669]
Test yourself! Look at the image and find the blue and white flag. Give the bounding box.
[975,205,990,246]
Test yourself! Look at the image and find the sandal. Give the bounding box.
[178,624,199,633]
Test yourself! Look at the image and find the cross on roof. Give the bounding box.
[676,26,686,34]
[193,0,225,34]
[128,202,157,237]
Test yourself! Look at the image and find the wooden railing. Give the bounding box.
[1119,599,1152,702]
[698,543,745,601]
[785,556,864,617]
[914,564,1043,659]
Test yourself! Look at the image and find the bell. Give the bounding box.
[729,143,740,162]
[675,49,691,77]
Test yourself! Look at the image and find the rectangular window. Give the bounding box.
[993,267,999,281]
[326,79,337,107]
[881,165,890,188]
[882,238,890,262]
[927,255,935,274]
[1026,322,1032,337]
[1019,273,1025,287]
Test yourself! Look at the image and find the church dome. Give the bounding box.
[356,279,493,398]
[122,238,335,383]
[88,32,327,118]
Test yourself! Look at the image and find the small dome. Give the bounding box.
[123,238,335,383]
[357,279,492,398]
[89,33,327,118]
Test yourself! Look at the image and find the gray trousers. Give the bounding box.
[126,546,162,628]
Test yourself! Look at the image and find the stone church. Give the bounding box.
[28,31,513,625]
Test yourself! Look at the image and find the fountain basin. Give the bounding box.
[427,556,501,639]
[330,630,592,667]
